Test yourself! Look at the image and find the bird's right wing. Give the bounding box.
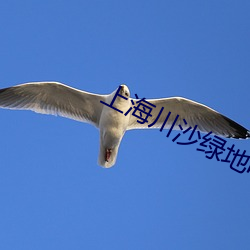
[0,82,106,127]
[127,97,250,139]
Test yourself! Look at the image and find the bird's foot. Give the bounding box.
[105,149,112,162]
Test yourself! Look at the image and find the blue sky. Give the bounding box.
[0,1,249,249]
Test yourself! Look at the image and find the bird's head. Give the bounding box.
[119,84,130,98]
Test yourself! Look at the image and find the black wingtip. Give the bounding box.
[0,88,8,94]
[222,115,250,139]
[247,131,250,138]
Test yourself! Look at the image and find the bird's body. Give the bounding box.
[98,89,131,167]
[0,82,249,168]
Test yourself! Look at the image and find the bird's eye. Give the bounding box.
[125,91,129,97]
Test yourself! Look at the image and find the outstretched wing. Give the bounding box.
[0,82,106,127]
[127,97,250,139]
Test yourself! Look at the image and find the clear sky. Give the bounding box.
[0,1,249,249]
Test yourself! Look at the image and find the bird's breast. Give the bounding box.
[99,106,130,143]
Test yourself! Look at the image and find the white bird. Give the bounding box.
[0,82,249,168]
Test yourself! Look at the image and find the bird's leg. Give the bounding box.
[105,149,112,162]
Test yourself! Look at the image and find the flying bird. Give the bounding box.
[0,82,249,168]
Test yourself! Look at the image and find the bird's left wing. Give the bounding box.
[127,97,250,139]
[0,82,106,127]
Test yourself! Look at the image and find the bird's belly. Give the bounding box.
[99,107,129,147]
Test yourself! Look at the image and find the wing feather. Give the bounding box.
[128,97,250,139]
[0,82,106,127]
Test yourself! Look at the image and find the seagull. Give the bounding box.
[0,82,249,168]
